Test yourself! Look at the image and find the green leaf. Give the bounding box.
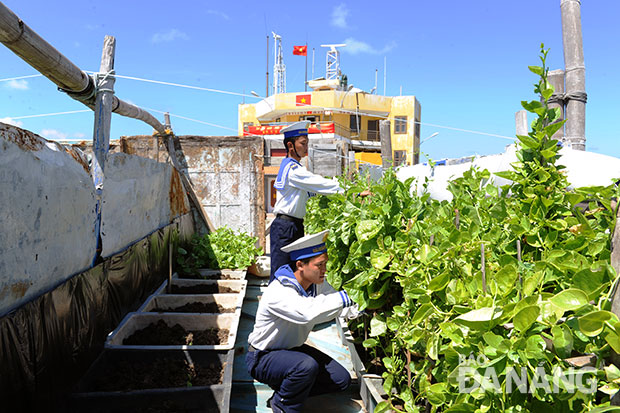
[370,315,387,337]
[370,249,391,270]
[549,288,589,311]
[513,305,539,332]
[529,65,544,76]
[362,338,379,348]
[455,307,503,330]
[517,134,540,149]
[494,170,519,181]
[428,271,451,292]
[578,311,617,337]
[374,401,391,413]
[426,382,447,406]
[411,303,434,325]
[355,220,381,242]
[544,121,565,139]
[551,324,573,359]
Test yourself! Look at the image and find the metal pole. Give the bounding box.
[379,120,392,169]
[561,0,586,150]
[266,35,269,97]
[304,42,308,92]
[515,110,528,136]
[547,69,565,141]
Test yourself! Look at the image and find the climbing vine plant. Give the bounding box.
[305,45,620,412]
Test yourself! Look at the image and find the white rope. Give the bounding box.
[142,107,237,132]
[9,109,91,119]
[0,74,43,82]
[114,74,258,99]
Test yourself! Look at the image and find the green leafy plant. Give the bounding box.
[305,45,620,412]
[177,227,262,275]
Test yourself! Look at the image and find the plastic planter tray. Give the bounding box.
[138,294,243,315]
[69,349,233,413]
[336,316,366,379]
[105,312,240,351]
[154,279,247,297]
[360,374,388,413]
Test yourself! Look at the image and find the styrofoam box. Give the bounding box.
[154,278,247,297]
[138,294,243,315]
[105,312,240,351]
[69,349,234,413]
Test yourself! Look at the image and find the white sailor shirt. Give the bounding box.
[273,158,343,219]
[247,265,353,351]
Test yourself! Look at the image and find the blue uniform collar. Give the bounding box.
[274,265,316,297]
[274,157,301,191]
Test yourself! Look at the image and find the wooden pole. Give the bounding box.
[561,0,586,150]
[379,120,392,169]
[90,35,116,260]
[517,239,522,300]
[481,243,487,294]
[455,209,460,230]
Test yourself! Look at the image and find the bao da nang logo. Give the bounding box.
[457,354,597,394]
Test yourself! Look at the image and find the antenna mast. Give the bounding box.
[320,43,346,81]
[272,32,286,95]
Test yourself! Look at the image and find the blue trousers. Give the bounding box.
[269,216,304,282]
[246,344,351,413]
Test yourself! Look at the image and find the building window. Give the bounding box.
[367,119,379,141]
[349,114,360,133]
[394,116,407,134]
[393,150,407,166]
[300,115,320,123]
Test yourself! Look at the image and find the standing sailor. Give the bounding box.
[246,230,359,412]
[269,120,342,282]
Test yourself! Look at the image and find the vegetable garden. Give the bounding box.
[305,46,620,412]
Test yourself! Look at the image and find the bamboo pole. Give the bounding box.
[517,239,522,300]
[481,243,487,294]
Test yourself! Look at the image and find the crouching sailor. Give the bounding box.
[246,230,358,412]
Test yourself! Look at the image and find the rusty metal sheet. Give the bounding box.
[180,136,265,248]
[100,153,190,258]
[0,123,97,316]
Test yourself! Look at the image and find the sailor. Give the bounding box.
[246,230,359,413]
[270,120,369,282]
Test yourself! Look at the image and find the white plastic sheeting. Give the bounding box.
[396,145,620,201]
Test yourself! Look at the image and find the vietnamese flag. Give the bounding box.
[293,45,307,56]
[296,94,311,107]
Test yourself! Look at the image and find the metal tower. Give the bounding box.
[272,32,286,95]
[320,44,346,80]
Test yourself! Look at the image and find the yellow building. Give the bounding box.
[238,77,421,213]
[238,81,421,166]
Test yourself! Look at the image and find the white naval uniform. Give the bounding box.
[273,159,343,219]
[248,266,353,351]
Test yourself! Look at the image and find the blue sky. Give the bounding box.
[1,0,618,161]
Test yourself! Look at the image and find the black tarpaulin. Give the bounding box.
[0,213,194,412]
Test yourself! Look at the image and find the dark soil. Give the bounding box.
[86,357,224,391]
[152,302,235,313]
[170,284,238,294]
[180,272,237,280]
[123,320,229,346]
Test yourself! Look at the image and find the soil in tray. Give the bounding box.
[85,356,224,391]
[152,302,235,313]
[170,284,238,294]
[123,320,230,346]
[180,273,238,280]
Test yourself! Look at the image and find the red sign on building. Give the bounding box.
[295,94,311,107]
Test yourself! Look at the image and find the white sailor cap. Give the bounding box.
[281,230,329,261]
[281,121,310,139]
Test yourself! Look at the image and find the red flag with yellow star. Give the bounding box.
[293,45,307,56]
[296,94,311,107]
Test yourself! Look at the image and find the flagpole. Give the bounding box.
[304,43,308,92]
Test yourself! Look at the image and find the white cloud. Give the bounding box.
[5,79,29,90]
[342,37,397,55]
[331,4,349,28]
[151,29,189,44]
[40,129,69,140]
[0,117,23,127]
[206,9,230,20]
